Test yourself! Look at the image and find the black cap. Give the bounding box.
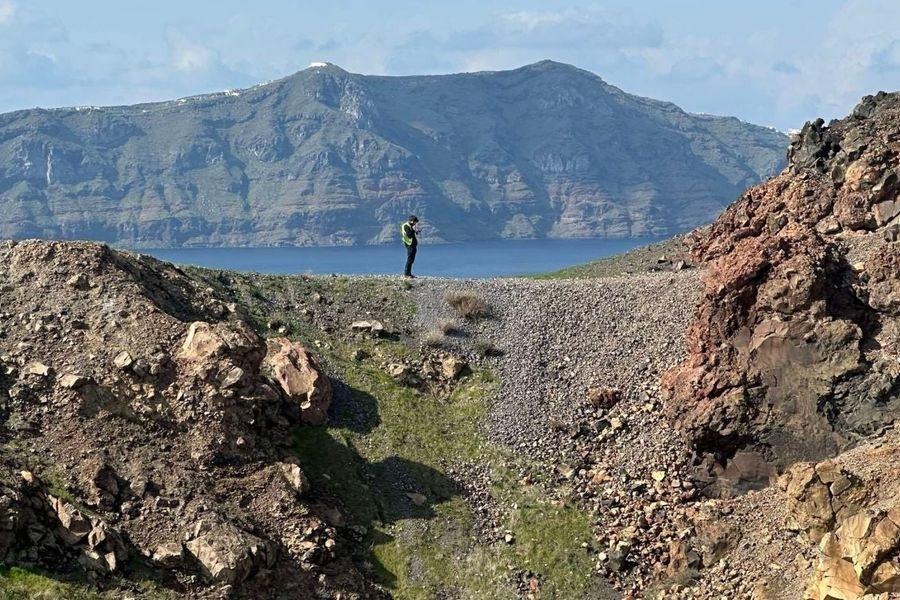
[409,215,419,222]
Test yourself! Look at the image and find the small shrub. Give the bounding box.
[438,318,459,335]
[474,339,503,357]
[424,330,446,348]
[445,291,489,320]
[549,417,569,433]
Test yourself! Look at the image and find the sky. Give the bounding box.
[1,0,898,131]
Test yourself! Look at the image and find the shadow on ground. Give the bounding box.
[295,382,461,591]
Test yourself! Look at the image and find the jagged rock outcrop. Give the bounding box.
[778,461,868,543]
[807,508,900,599]
[664,91,900,490]
[769,440,900,600]
[0,465,128,577]
[0,61,787,247]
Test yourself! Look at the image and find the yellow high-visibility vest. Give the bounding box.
[401,222,415,246]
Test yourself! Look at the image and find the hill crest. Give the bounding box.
[0,61,788,247]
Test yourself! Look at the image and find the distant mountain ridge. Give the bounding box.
[0,60,788,247]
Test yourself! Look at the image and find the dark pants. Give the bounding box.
[404,244,417,276]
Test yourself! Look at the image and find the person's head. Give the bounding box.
[408,215,419,225]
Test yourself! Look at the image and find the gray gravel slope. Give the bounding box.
[410,272,701,458]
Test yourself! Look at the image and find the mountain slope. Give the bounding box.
[0,60,787,247]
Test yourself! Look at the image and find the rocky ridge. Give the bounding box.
[0,61,786,247]
[0,240,381,598]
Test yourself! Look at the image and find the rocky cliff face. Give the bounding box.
[0,61,787,247]
[663,91,900,494]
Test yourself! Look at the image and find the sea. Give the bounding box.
[145,237,659,278]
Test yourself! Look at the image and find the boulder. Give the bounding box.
[181,321,263,363]
[807,507,900,599]
[185,521,276,585]
[59,373,91,389]
[350,320,385,336]
[82,521,127,573]
[666,540,700,577]
[78,549,119,574]
[586,387,622,410]
[694,518,740,567]
[181,322,229,361]
[152,542,185,568]
[278,458,311,495]
[65,273,90,290]
[262,337,332,425]
[440,356,467,380]
[113,351,133,370]
[178,321,266,385]
[387,363,419,386]
[49,496,92,544]
[22,362,51,377]
[219,366,245,389]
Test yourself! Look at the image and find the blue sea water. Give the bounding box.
[145,237,659,278]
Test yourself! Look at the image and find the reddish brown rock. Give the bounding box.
[263,337,332,425]
[587,387,623,410]
[663,92,900,485]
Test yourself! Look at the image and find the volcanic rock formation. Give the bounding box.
[664,91,900,494]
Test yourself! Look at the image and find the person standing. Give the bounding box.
[401,215,419,277]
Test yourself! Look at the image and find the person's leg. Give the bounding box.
[405,245,416,276]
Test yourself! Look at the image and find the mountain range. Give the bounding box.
[0,60,788,247]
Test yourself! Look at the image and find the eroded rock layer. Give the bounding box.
[0,61,787,247]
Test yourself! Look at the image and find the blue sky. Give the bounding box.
[1,0,898,130]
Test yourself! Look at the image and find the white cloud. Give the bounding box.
[385,6,663,77]
[173,42,216,71]
[501,10,570,30]
[0,1,15,25]
[0,1,896,131]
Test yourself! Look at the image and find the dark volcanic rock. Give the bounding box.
[664,91,900,489]
[0,61,786,247]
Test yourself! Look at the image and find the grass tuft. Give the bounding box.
[437,318,459,335]
[445,291,489,320]
[423,329,446,348]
